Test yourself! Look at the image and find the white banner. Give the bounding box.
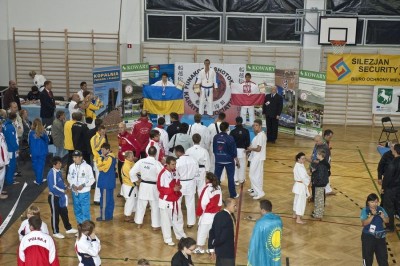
[372,86,400,114]
[295,70,326,138]
[175,63,245,124]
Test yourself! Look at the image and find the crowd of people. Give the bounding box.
[4,75,395,266]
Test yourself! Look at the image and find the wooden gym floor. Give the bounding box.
[1,125,399,265]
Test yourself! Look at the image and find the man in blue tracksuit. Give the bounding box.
[47,156,77,239]
[213,121,239,198]
[96,142,117,221]
[3,112,19,185]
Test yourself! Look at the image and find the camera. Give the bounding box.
[375,210,382,216]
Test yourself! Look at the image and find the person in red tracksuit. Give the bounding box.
[18,216,60,266]
[157,156,186,246]
[117,122,140,183]
[146,129,165,163]
[194,172,222,254]
[131,110,152,159]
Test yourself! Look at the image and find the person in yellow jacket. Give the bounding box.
[121,151,140,222]
[90,125,107,205]
[95,142,116,221]
[64,112,80,173]
[83,91,103,130]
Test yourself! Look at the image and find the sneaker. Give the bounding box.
[235,181,240,186]
[253,193,265,200]
[53,233,65,239]
[166,242,175,246]
[33,181,40,185]
[249,192,256,197]
[13,181,20,185]
[66,228,78,234]
[234,194,240,199]
[42,179,47,182]
[0,194,8,199]
[193,247,205,254]
[247,188,254,193]
[94,202,100,206]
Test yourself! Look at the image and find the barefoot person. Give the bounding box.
[292,152,310,224]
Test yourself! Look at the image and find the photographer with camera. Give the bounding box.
[360,193,389,266]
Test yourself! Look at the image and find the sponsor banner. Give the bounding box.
[372,86,400,114]
[295,70,326,138]
[149,64,175,85]
[327,54,400,86]
[175,63,245,124]
[246,64,276,126]
[92,66,122,121]
[275,69,298,135]
[121,63,149,127]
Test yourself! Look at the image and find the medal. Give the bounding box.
[162,81,166,96]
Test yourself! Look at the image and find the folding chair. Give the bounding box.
[378,117,399,145]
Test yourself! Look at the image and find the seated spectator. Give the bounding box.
[27,86,40,101]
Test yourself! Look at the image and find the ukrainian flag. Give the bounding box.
[143,85,184,115]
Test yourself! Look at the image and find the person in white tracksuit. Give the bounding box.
[195,59,218,115]
[131,146,163,229]
[246,119,267,200]
[186,133,210,196]
[175,145,199,228]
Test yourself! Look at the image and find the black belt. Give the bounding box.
[141,180,156,184]
[199,165,205,168]
[181,179,194,182]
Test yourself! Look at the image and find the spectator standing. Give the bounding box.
[131,110,152,158]
[39,80,56,127]
[52,110,67,158]
[0,120,9,199]
[230,117,250,185]
[29,118,49,185]
[3,112,19,185]
[3,80,21,111]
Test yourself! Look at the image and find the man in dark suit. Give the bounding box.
[39,80,56,127]
[208,198,237,266]
[262,85,283,143]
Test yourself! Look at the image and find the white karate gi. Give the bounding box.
[186,144,210,195]
[234,148,246,183]
[0,133,9,195]
[131,156,163,228]
[248,131,267,197]
[196,184,222,246]
[145,139,164,162]
[292,162,311,216]
[195,68,217,115]
[240,81,259,125]
[154,127,169,156]
[176,154,199,226]
[188,123,210,150]
[207,122,221,173]
[158,168,186,244]
[152,80,175,124]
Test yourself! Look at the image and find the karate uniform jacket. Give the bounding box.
[75,234,101,266]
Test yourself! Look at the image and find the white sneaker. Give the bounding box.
[253,193,265,200]
[193,247,205,254]
[249,192,257,197]
[234,194,240,199]
[53,233,65,239]
[66,228,78,234]
[42,179,47,182]
[166,242,175,246]
[247,188,254,193]
[235,181,240,186]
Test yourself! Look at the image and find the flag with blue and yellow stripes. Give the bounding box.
[143,85,184,114]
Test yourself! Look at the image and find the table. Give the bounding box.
[21,102,70,121]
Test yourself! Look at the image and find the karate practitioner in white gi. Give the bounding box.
[175,145,199,228]
[157,156,186,246]
[131,146,163,229]
[186,133,210,196]
[188,113,210,150]
[195,59,218,115]
[246,119,267,200]
[292,152,310,224]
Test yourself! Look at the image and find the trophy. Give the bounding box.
[193,84,201,93]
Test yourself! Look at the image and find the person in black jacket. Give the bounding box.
[230,117,250,185]
[71,114,90,164]
[377,140,397,205]
[311,149,330,220]
[382,143,400,232]
[39,80,56,127]
[167,112,181,140]
[262,85,283,143]
[171,237,196,266]
[208,198,237,266]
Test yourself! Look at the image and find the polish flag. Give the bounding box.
[230,82,265,106]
